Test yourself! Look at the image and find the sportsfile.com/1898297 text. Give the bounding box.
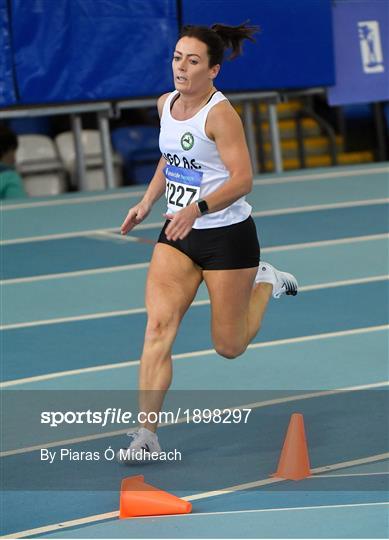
[40,408,252,428]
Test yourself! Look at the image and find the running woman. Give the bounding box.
[117,22,298,463]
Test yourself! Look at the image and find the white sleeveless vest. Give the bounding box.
[159,90,252,229]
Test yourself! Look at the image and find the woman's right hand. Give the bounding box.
[121,201,151,235]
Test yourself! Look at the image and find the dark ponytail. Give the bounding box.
[211,21,258,60]
[181,21,259,67]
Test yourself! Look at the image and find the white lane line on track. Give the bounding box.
[2,455,388,539]
[94,230,156,245]
[1,275,388,331]
[2,380,387,455]
[1,197,388,245]
[2,165,387,212]
[2,233,388,285]
[264,233,389,253]
[0,262,150,285]
[252,164,389,185]
[313,472,389,478]
[0,190,148,211]
[253,197,389,217]
[1,326,387,388]
[301,275,389,291]
[152,501,389,517]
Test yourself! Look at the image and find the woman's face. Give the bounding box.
[172,37,220,95]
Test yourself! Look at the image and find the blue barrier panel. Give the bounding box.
[180,0,335,90]
[0,0,17,107]
[11,0,177,104]
[328,0,389,105]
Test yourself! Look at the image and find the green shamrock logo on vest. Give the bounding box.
[181,132,194,151]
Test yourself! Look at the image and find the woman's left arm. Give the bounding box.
[200,100,253,212]
[164,101,253,241]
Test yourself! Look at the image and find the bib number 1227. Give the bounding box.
[164,164,203,211]
[166,181,198,208]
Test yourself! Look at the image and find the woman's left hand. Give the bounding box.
[163,204,199,241]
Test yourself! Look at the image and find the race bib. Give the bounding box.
[164,165,203,211]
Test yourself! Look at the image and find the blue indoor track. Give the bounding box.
[1,163,388,538]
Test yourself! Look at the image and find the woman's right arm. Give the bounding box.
[121,93,170,235]
[120,156,167,235]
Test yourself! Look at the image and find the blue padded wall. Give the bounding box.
[0,0,17,106]
[2,0,336,106]
[181,0,335,91]
[10,0,177,104]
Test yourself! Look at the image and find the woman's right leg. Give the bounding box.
[139,243,203,432]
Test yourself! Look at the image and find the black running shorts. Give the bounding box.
[157,216,260,270]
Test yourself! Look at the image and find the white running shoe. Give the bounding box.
[255,261,298,299]
[116,427,162,464]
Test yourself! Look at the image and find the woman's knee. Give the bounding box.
[144,313,180,343]
[214,338,246,360]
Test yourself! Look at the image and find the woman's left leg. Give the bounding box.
[203,268,273,359]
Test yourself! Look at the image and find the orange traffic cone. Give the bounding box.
[119,475,192,518]
[272,413,311,481]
